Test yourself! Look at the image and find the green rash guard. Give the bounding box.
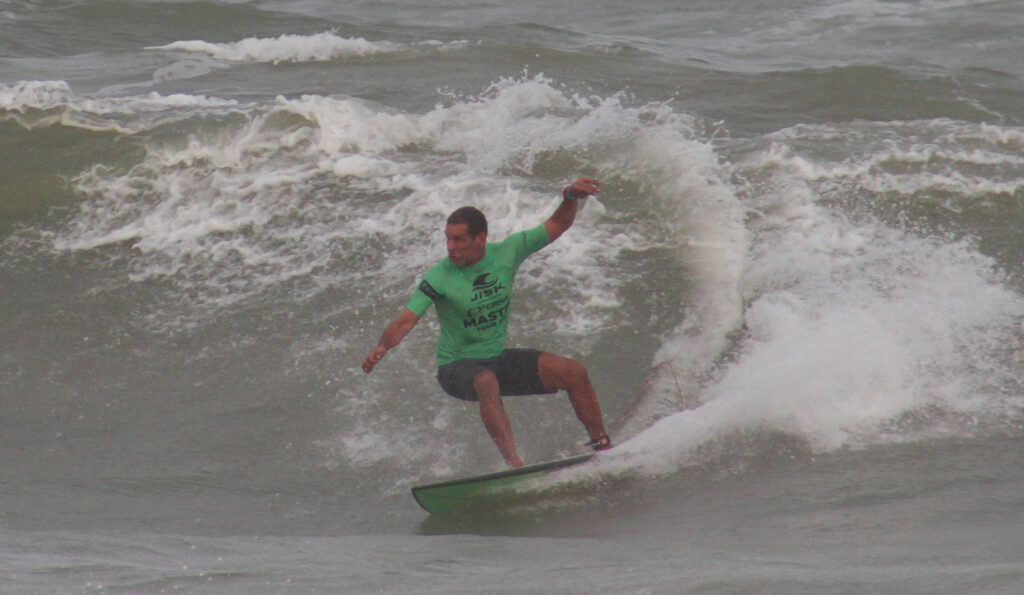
[406,223,551,366]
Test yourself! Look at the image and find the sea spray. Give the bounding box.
[600,118,1024,477]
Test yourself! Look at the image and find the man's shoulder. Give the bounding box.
[500,222,548,242]
[414,259,452,305]
[496,222,550,257]
[421,256,469,288]
[424,256,454,276]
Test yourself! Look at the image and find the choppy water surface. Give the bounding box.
[2,1,1024,592]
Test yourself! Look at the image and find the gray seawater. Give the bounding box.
[3,1,1024,593]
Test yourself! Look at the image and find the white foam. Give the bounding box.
[46,77,661,334]
[45,74,1024,481]
[1,81,237,114]
[0,80,73,110]
[764,120,1024,200]
[603,118,1024,477]
[0,80,239,133]
[617,244,1020,475]
[148,32,467,64]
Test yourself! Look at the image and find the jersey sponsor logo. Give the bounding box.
[465,297,509,318]
[463,300,509,330]
[418,279,440,300]
[464,275,510,331]
[471,273,506,301]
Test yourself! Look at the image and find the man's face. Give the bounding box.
[446,223,486,267]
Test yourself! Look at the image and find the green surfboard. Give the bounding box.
[411,453,594,514]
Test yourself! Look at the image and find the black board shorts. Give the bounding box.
[436,349,558,401]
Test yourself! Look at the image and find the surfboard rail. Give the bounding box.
[411,453,594,514]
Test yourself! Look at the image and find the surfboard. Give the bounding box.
[411,453,594,514]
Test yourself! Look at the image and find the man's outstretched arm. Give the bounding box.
[545,176,601,242]
[362,308,421,373]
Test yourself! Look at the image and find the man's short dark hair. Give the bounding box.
[447,206,488,237]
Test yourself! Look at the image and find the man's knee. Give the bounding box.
[473,369,500,397]
[539,353,589,389]
[562,358,588,383]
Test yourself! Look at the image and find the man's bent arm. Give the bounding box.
[545,176,601,242]
[362,307,421,373]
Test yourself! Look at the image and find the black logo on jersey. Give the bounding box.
[418,279,439,300]
[471,273,505,301]
[462,273,509,330]
[463,300,510,329]
[473,273,498,290]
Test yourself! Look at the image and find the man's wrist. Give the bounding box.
[563,186,580,201]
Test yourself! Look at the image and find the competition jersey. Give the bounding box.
[406,223,550,365]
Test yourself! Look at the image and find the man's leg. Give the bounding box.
[537,353,609,446]
[473,369,525,468]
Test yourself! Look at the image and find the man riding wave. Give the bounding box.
[362,177,611,468]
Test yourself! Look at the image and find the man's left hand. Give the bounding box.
[565,177,601,200]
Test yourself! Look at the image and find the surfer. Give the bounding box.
[362,176,612,468]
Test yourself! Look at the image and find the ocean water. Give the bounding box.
[2,0,1024,593]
